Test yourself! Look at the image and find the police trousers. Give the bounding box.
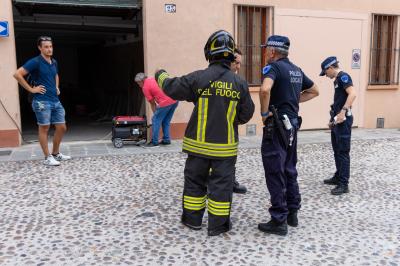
[261,119,301,223]
[182,155,235,232]
[331,115,353,186]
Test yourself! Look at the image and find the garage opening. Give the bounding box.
[13,0,145,142]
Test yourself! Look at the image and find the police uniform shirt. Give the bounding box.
[262,58,314,119]
[332,71,353,115]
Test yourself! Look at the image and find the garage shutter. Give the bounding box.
[13,0,140,8]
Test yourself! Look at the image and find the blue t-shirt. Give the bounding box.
[22,55,59,102]
[332,71,353,116]
[262,58,314,119]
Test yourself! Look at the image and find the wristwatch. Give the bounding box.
[261,111,270,117]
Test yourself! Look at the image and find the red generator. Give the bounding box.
[112,116,148,148]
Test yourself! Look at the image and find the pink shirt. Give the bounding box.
[142,78,177,107]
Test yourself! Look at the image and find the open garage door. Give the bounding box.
[13,0,145,142]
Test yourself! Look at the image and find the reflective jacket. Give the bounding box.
[156,61,255,159]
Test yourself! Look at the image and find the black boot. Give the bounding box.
[233,180,247,194]
[181,217,202,231]
[331,185,349,195]
[323,176,339,185]
[208,222,232,236]
[287,210,298,227]
[258,219,288,236]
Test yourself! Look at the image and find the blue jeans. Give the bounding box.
[151,102,178,144]
[32,100,66,126]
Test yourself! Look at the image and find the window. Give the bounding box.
[369,14,400,85]
[236,5,273,85]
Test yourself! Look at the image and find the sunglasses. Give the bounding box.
[39,36,52,41]
[37,36,52,46]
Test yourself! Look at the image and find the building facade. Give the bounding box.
[1,0,400,147]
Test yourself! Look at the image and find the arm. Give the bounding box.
[13,67,46,94]
[343,86,356,109]
[237,84,255,124]
[336,86,356,123]
[155,69,197,102]
[300,84,319,103]
[259,77,274,122]
[150,100,157,113]
[56,74,60,95]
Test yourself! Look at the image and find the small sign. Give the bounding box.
[0,21,9,37]
[165,4,176,13]
[352,49,361,69]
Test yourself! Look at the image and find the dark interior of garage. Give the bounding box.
[12,0,144,142]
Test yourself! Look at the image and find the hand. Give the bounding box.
[262,113,272,124]
[328,121,334,129]
[31,85,46,94]
[335,111,346,124]
[155,68,167,77]
[56,87,60,95]
[262,116,267,123]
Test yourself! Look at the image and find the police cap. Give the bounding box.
[320,56,339,76]
[260,35,290,51]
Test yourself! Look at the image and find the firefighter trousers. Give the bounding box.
[182,155,235,232]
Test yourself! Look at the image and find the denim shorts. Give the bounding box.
[31,100,66,126]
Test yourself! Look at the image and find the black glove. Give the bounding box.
[155,69,168,88]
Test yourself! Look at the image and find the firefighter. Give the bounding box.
[155,30,255,236]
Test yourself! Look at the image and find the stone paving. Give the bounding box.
[1,128,399,162]
[0,136,399,265]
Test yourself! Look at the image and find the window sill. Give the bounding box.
[367,84,399,90]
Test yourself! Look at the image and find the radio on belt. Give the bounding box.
[282,114,292,130]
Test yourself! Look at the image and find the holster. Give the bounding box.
[297,116,303,129]
[263,117,275,140]
[329,106,335,123]
[267,105,289,148]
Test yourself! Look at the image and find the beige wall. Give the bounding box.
[143,0,400,135]
[0,0,20,146]
[364,88,400,128]
[0,0,399,146]
[143,0,234,125]
[274,9,369,129]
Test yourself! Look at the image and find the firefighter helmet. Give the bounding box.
[204,30,235,62]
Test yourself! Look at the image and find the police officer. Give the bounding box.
[320,56,356,195]
[258,35,319,235]
[155,30,255,236]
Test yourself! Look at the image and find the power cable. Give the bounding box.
[0,98,37,144]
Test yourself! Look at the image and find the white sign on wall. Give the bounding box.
[165,4,176,13]
[352,49,361,69]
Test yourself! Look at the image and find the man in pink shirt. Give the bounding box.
[135,73,178,147]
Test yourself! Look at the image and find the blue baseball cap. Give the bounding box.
[260,35,290,51]
[320,56,339,76]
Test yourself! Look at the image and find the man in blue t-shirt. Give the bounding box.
[14,36,71,166]
[319,56,357,195]
[258,35,319,236]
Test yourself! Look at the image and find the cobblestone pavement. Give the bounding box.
[1,128,399,162]
[0,138,399,265]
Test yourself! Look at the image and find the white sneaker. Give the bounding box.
[44,155,61,166]
[53,152,72,161]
